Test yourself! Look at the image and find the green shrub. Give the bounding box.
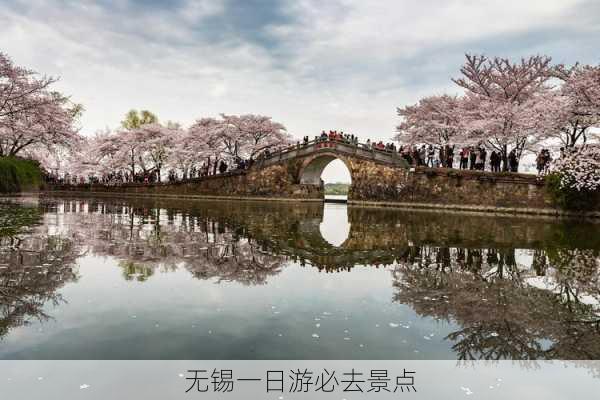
[546,172,598,210]
[0,157,42,193]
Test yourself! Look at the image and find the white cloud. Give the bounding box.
[0,0,597,155]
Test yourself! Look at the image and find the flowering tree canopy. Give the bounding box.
[551,64,600,147]
[199,114,291,161]
[184,117,222,167]
[0,52,81,158]
[136,123,174,180]
[453,54,555,168]
[395,95,463,146]
[229,114,291,160]
[395,54,600,172]
[551,145,600,192]
[58,111,292,180]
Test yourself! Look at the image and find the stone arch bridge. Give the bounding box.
[253,139,410,200]
[47,139,566,214]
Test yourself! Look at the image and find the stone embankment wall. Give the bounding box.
[352,167,600,216]
[48,163,322,201]
[349,166,599,216]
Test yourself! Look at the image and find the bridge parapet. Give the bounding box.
[256,139,409,169]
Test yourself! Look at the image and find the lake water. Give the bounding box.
[0,196,599,360]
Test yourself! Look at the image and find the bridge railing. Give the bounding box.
[258,138,407,165]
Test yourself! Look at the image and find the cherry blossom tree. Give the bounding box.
[229,114,291,160]
[453,54,556,171]
[136,123,174,181]
[201,114,291,161]
[66,138,103,177]
[551,64,600,147]
[170,122,215,177]
[551,144,600,192]
[395,95,463,145]
[187,117,224,175]
[110,128,145,175]
[0,53,81,158]
[1,52,55,120]
[94,130,122,173]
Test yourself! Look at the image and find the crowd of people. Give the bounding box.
[315,130,360,145]
[396,144,556,175]
[396,144,513,172]
[536,149,553,175]
[296,131,397,152]
[46,156,256,186]
[48,130,560,185]
[289,134,557,175]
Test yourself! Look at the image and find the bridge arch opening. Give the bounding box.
[299,154,351,201]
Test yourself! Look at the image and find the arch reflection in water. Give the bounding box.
[319,203,350,247]
[0,196,599,361]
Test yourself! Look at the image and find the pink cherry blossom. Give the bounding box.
[0,52,81,158]
[552,145,600,192]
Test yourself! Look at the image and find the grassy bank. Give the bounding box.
[324,182,349,195]
[0,157,42,193]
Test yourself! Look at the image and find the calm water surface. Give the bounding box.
[0,196,599,360]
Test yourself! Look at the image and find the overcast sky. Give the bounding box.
[1,0,599,182]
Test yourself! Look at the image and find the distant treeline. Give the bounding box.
[0,157,42,193]
[324,183,349,195]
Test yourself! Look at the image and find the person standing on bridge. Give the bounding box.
[460,147,469,169]
[445,144,455,168]
[508,149,519,172]
[419,145,426,166]
[219,160,228,174]
[469,146,477,170]
[426,145,435,167]
[490,151,500,172]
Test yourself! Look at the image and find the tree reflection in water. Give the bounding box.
[392,246,600,360]
[1,196,599,361]
[0,202,79,339]
[40,199,288,285]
